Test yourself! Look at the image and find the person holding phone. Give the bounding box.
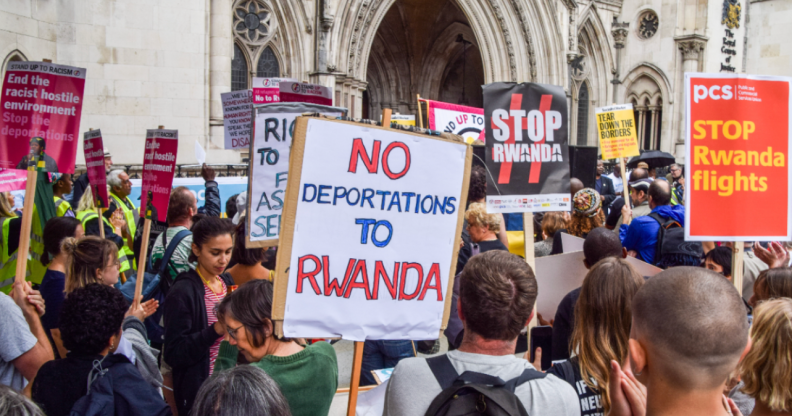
[546,257,644,416]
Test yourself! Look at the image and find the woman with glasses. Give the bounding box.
[163,216,235,416]
[214,279,338,416]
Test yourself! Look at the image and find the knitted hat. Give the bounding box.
[573,188,602,218]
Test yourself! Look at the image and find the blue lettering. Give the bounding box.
[415,194,421,213]
[387,192,401,212]
[252,216,267,237]
[356,218,376,244]
[433,196,446,215]
[402,192,416,212]
[271,190,283,210]
[445,197,457,214]
[376,190,391,210]
[302,184,317,202]
[371,220,393,247]
[266,215,279,237]
[421,195,434,214]
[275,172,288,188]
[317,185,332,204]
[257,192,272,211]
[346,188,361,206]
[361,188,375,208]
[333,186,347,206]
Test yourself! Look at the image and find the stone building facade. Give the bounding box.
[1,0,789,166]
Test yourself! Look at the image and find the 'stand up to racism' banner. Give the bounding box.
[274,117,471,340]
[686,73,792,241]
[83,130,109,208]
[483,83,570,213]
[247,103,347,247]
[595,103,640,160]
[141,130,178,223]
[221,89,252,150]
[278,82,333,106]
[0,61,86,173]
[252,77,297,104]
[425,100,485,144]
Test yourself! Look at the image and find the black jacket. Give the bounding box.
[163,269,234,416]
[70,173,90,209]
[597,175,617,213]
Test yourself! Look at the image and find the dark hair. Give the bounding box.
[226,194,239,220]
[230,219,265,266]
[59,284,127,355]
[583,227,623,266]
[468,166,487,202]
[704,246,732,277]
[42,217,81,264]
[167,187,194,225]
[188,216,235,262]
[459,250,538,341]
[754,267,792,303]
[216,279,278,348]
[192,366,291,416]
[648,180,671,206]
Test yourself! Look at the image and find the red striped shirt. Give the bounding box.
[204,279,227,375]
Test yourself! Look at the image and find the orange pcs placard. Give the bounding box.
[685,73,792,241]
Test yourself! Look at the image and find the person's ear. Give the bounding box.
[191,243,201,258]
[628,338,647,376]
[621,247,628,259]
[457,298,465,322]
[583,259,591,269]
[524,309,535,327]
[738,335,752,364]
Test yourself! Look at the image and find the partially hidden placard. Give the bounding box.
[221,89,252,150]
[83,129,109,208]
[141,129,178,223]
[274,117,472,341]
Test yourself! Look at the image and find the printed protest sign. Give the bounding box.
[252,77,297,104]
[595,104,640,160]
[685,73,792,241]
[83,130,109,208]
[426,99,485,144]
[390,114,415,126]
[0,169,28,192]
[140,130,178,223]
[278,82,333,106]
[221,89,252,150]
[483,82,570,213]
[247,103,347,247]
[0,61,86,173]
[274,117,471,340]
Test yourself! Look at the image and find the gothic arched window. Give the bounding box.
[256,46,280,78]
[231,44,249,91]
[577,82,590,145]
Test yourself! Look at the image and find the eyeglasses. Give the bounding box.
[226,324,244,341]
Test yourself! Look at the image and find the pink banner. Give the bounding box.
[0,169,28,193]
[252,77,297,104]
[0,61,86,173]
[425,99,485,144]
[278,82,333,106]
[83,129,109,208]
[141,130,178,223]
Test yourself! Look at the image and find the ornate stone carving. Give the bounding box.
[508,0,537,81]
[678,40,706,61]
[612,27,629,48]
[569,52,589,81]
[488,0,518,81]
[638,11,658,39]
[722,0,741,29]
[233,0,277,46]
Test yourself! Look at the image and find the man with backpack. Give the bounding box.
[383,250,579,416]
[619,180,687,266]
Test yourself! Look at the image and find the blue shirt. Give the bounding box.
[619,205,686,265]
[39,269,66,357]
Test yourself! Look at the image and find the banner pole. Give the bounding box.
[416,94,424,129]
[523,213,537,349]
[14,168,37,288]
[347,110,392,416]
[619,157,631,225]
[732,242,744,296]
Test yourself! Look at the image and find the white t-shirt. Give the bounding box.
[607,172,624,193]
[383,350,580,416]
[0,294,37,390]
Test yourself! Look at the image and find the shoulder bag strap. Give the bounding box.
[502,367,547,392]
[158,230,191,274]
[426,355,460,390]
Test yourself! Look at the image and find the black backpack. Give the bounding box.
[142,229,192,344]
[648,212,703,268]
[424,355,546,416]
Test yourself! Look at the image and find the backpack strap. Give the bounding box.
[553,360,577,386]
[648,212,679,229]
[158,229,191,275]
[426,355,460,390]
[502,367,547,392]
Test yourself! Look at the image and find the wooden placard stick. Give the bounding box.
[417,94,424,129]
[346,109,393,416]
[132,125,163,307]
[523,213,538,350]
[731,242,744,296]
[619,157,631,225]
[14,164,38,287]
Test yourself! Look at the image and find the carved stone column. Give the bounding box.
[611,18,629,104]
[674,36,707,159]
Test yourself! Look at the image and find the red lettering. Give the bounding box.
[348,138,380,174]
[372,261,399,300]
[323,256,347,297]
[382,142,411,180]
[343,259,373,299]
[399,262,424,300]
[296,255,321,295]
[418,263,443,301]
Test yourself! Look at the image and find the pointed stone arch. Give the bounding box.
[622,63,673,153]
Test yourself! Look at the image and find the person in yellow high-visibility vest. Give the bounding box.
[107,170,138,270]
[0,193,46,294]
[74,186,132,277]
[52,173,75,218]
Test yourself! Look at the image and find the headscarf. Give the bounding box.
[573,188,602,218]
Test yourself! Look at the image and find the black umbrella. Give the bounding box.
[626,150,676,169]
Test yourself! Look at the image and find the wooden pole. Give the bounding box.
[732,242,744,296]
[97,206,105,238]
[619,157,631,225]
[14,169,37,287]
[523,213,538,346]
[382,108,392,127]
[416,94,424,129]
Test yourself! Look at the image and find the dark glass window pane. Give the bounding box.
[231,44,248,91]
[256,46,280,78]
[576,83,589,145]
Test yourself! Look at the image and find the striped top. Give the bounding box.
[203,278,227,375]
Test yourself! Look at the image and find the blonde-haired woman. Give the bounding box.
[74,186,132,277]
[736,298,792,416]
[547,257,644,415]
[455,202,507,275]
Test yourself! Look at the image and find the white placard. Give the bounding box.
[561,232,584,253]
[247,103,346,246]
[281,118,470,340]
[221,89,252,149]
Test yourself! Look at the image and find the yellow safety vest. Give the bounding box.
[75,210,131,276]
[0,206,46,294]
[109,193,137,269]
[54,196,74,217]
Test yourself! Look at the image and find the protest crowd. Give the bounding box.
[0,60,791,416]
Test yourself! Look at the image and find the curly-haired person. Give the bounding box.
[31,284,170,416]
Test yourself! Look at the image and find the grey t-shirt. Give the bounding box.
[383,350,580,416]
[0,294,37,390]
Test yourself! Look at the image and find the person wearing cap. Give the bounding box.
[609,168,652,231]
[619,180,685,265]
[70,148,113,210]
[16,137,59,172]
